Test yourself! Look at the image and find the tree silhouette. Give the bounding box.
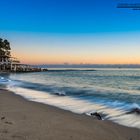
[0,38,11,57]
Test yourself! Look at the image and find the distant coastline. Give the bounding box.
[37,64,140,69]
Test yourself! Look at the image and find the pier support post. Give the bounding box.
[11,63,13,71]
[14,64,17,72]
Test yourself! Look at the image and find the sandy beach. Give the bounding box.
[0,89,139,140]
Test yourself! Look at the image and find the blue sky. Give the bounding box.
[0,0,140,64]
[1,0,140,33]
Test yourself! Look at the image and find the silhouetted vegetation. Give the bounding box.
[0,38,11,57]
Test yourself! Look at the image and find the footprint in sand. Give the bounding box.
[1,116,13,125]
[4,121,13,125]
[1,116,5,120]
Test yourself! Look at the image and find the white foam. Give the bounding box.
[111,114,140,128]
[7,84,140,129]
[0,77,10,83]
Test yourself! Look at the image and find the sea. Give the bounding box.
[1,68,140,129]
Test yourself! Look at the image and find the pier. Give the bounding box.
[0,55,47,73]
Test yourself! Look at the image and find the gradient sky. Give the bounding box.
[0,0,140,64]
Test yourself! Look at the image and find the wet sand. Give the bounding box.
[0,89,140,140]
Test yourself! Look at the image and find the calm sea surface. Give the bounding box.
[1,68,140,128]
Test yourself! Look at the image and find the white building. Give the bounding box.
[0,55,20,71]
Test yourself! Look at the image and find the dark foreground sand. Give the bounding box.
[0,89,140,140]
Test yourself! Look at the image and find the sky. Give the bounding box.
[0,0,140,64]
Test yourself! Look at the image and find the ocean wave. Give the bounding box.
[0,76,11,83]
[7,69,140,129]
[7,85,140,128]
[7,79,140,107]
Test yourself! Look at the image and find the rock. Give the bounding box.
[1,116,5,120]
[41,68,48,71]
[127,108,140,114]
[54,92,66,96]
[5,121,13,125]
[91,112,102,120]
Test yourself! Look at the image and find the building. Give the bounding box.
[0,55,20,71]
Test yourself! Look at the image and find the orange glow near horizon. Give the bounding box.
[9,31,140,65]
[12,51,140,65]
